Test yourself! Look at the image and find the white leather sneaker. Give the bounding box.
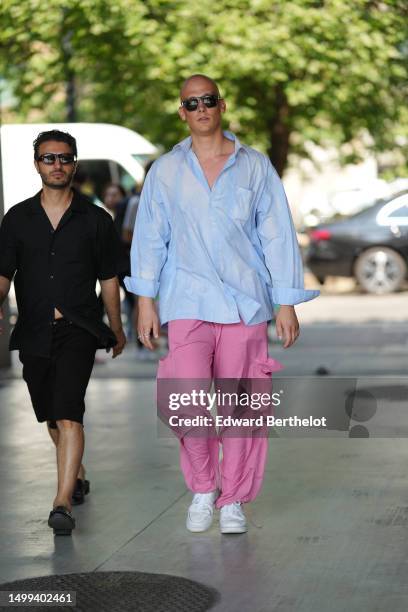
[186,491,218,533]
[220,502,248,534]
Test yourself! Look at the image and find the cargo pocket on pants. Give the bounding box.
[250,357,284,378]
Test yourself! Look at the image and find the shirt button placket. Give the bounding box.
[50,245,55,279]
[48,229,57,326]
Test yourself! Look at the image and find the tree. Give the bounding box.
[1,0,407,176]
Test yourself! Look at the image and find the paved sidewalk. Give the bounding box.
[0,293,407,610]
[1,376,408,611]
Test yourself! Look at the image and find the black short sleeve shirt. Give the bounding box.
[0,189,124,356]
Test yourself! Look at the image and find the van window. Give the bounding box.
[76,160,111,200]
[132,154,153,167]
[76,160,135,200]
[114,163,136,192]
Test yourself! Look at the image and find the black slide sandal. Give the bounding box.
[48,506,75,536]
[72,478,90,505]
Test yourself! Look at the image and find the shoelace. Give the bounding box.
[191,493,215,510]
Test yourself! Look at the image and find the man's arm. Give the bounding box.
[124,162,170,349]
[0,211,17,335]
[100,277,126,358]
[255,159,319,348]
[137,296,160,351]
[0,276,11,335]
[95,210,127,357]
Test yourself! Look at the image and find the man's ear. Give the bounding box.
[34,160,40,174]
[178,106,186,121]
[219,99,226,114]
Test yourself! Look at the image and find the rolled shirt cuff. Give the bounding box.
[270,287,320,305]
[124,275,159,298]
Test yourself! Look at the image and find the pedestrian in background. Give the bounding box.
[102,183,137,341]
[122,162,160,359]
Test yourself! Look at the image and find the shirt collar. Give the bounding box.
[26,187,87,215]
[173,130,244,156]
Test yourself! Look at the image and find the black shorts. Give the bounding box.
[19,319,98,427]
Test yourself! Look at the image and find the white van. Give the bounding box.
[1,122,158,212]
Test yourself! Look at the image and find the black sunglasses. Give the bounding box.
[36,153,76,165]
[181,94,221,112]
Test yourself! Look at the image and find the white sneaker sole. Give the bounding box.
[186,520,213,533]
[220,524,248,534]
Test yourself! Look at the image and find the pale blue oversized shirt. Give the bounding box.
[124,131,319,325]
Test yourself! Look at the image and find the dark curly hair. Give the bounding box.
[33,130,77,159]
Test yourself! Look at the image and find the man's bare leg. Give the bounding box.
[47,422,85,481]
[52,420,85,510]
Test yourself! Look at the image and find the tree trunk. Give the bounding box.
[267,84,290,177]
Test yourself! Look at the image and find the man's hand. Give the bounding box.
[275,305,300,348]
[137,296,160,350]
[100,277,126,358]
[111,327,127,358]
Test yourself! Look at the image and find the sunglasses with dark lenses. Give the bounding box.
[181,94,221,112]
[37,153,76,165]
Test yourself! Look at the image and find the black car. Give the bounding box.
[306,191,408,294]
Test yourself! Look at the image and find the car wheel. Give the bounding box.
[354,247,407,294]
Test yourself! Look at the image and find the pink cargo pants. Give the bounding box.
[157,319,282,508]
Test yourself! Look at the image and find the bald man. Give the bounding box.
[125,74,319,534]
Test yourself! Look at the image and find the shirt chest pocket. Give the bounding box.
[229,187,253,221]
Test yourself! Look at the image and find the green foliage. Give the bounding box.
[1,0,407,175]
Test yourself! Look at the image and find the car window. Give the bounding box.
[114,162,135,192]
[352,201,384,220]
[376,194,408,226]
